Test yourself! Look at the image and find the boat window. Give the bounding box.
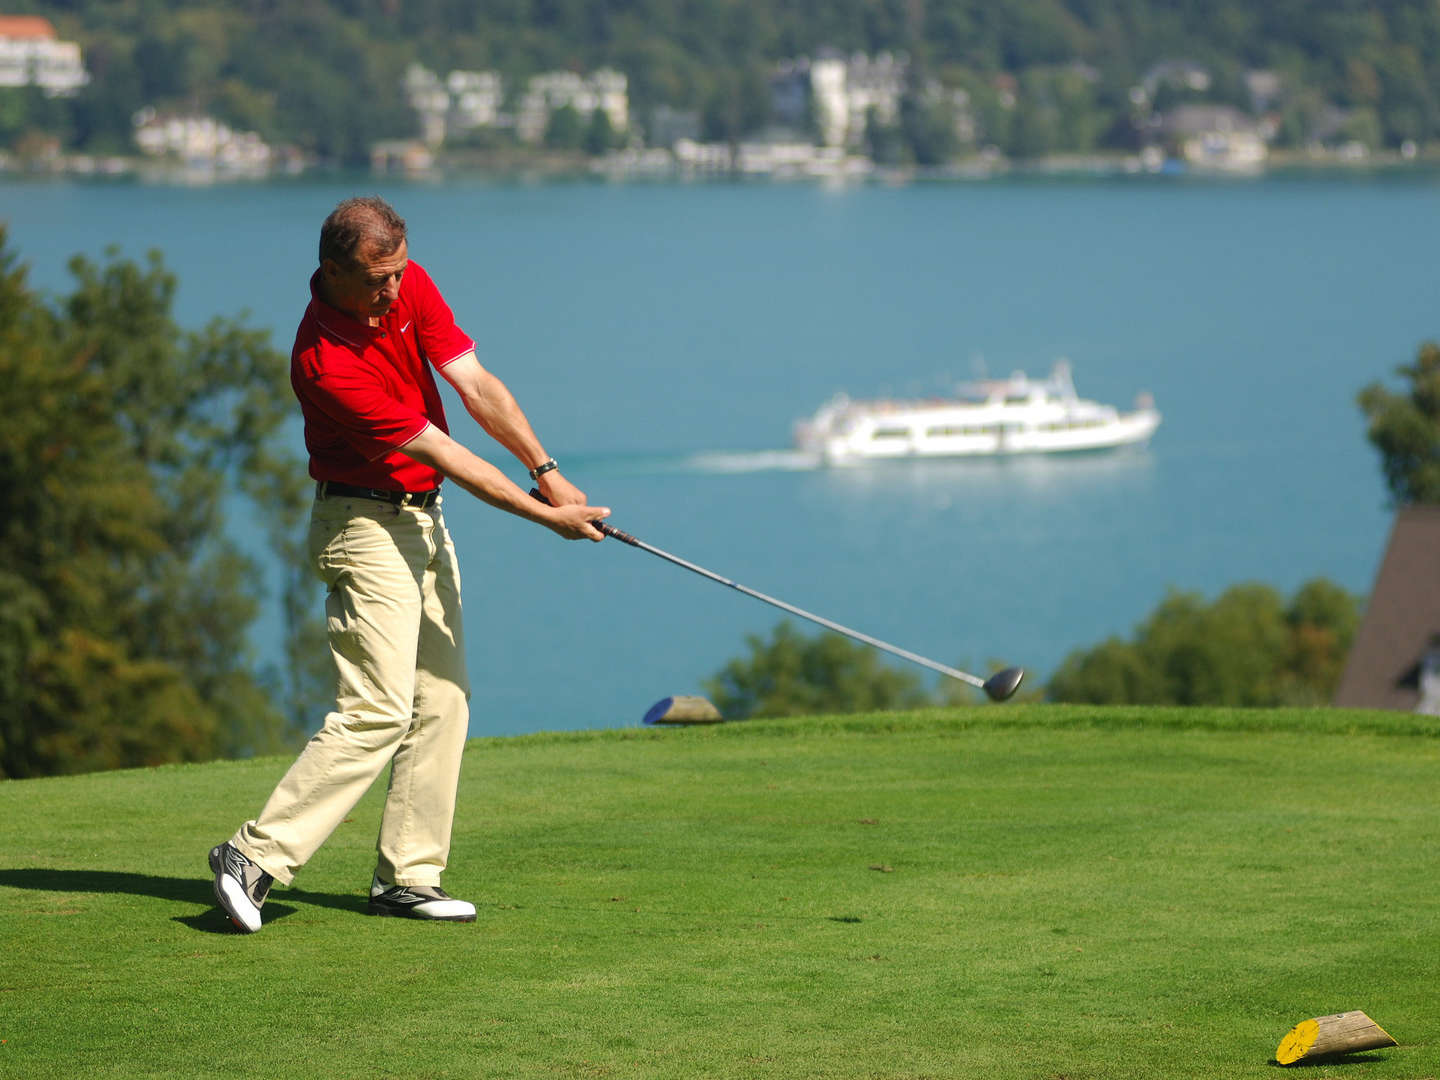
[873,427,909,439]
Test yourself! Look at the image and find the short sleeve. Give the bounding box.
[406,262,475,369]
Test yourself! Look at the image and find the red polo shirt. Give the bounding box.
[291,260,475,491]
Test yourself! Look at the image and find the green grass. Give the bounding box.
[1,705,1437,1079]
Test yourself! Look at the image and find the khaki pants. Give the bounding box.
[232,494,471,887]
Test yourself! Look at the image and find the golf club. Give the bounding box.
[534,490,1024,701]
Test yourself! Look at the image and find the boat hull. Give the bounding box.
[805,408,1161,465]
[794,362,1161,466]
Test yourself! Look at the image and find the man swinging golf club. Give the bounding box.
[209,195,609,932]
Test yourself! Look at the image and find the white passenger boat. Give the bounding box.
[794,361,1160,465]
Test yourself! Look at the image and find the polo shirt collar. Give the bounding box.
[308,269,390,344]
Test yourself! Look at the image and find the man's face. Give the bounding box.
[321,238,408,324]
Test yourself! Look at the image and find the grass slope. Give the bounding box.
[1,705,1437,1079]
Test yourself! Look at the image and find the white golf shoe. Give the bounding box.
[209,842,274,933]
[367,875,476,922]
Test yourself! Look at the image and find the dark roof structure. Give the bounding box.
[1334,504,1440,710]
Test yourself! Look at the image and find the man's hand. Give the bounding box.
[399,425,608,540]
[544,501,610,542]
[536,468,587,508]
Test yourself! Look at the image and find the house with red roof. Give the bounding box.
[0,15,88,96]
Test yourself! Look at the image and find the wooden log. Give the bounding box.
[1275,1011,1396,1065]
[642,695,723,725]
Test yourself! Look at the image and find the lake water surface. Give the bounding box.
[4,171,1434,735]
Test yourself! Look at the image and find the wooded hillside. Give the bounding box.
[15,1,1440,163]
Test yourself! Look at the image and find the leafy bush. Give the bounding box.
[1358,341,1440,506]
[1046,578,1360,706]
[0,234,323,777]
[704,621,932,720]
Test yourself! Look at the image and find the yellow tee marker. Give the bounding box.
[1276,1011,1396,1066]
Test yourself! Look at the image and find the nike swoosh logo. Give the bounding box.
[400,320,412,334]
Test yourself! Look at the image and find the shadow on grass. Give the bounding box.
[1267,1052,1392,1068]
[0,868,367,934]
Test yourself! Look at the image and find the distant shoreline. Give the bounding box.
[2,144,1435,186]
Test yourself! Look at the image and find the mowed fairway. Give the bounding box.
[1,706,1436,1079]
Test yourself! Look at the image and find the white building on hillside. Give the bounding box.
[0,15,89,96]
[774,51,908,148]
[403,64,507,147]
[516,69,628,143]
[403,64,451,146]
[809,55,848,147]
[447,70,503,133]
[132,108,271,171]
[405,65,629,148]
[1137,59,1212,103]
[1163,104,1267,171]
[846,53,906,130]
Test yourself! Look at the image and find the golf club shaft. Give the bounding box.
[550,492,987,690]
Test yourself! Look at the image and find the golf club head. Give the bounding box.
[983,666,1025,702]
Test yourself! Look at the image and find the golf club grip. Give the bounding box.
[528,487,631,543]
[600,521,638,545]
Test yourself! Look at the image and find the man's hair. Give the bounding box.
[319,196,407,266]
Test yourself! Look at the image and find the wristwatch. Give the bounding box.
[528,458,559,481]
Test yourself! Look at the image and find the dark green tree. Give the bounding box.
[583,106,617,154]
[704,621,931,720]
[1047,579,1361,706]
[865,104,909,165]
[25,0,1440,156]
[0,233,321,777]
[544,103,584,150]
[899,92,961,165]
[1283,578,1360,702]
[1358,341,1440,505]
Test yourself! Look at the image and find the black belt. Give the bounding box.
[316,480,441,509]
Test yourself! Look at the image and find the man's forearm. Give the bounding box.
[400,424,551,523]
[399,423,608,541]
[436,353,587,506]
[458,366,550,471]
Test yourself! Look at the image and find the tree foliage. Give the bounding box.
[1046,579,1361,707]
[23,0,1440,160]
[1357,341,1440,506]
[0,232,322,778]
[704,621,931,720]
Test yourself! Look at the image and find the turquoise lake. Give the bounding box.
[3,171,1434,735]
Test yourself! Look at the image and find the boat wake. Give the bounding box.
[559,449,823,477]
[682,449,823,474]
